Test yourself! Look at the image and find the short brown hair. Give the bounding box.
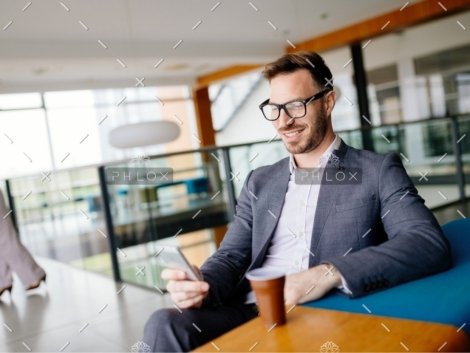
[262,51,333,89]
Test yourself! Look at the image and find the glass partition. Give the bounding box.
[101,149,228,287]
[339,116,470,209]
[4,115,469,290]
[8,167,112,274]
[228,140,286,197]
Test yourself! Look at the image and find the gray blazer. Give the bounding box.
[201,141,452,305]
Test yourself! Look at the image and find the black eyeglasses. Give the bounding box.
[259,89,331,121]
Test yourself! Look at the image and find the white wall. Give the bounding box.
[363,11,470,71]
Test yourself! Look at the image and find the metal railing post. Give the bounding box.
[98,166,122,282]
[450,116,466,202]
[4,179,19,234]
[351,43,374,151]
[221,147,237,221]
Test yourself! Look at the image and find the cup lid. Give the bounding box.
[245,268,285,281]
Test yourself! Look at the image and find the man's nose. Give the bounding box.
[278,108,294,126]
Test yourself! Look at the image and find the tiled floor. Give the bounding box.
[0,258,172,352]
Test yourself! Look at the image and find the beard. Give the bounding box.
[281,105,329,155]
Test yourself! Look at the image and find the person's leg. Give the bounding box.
[0,191,45,287]
[142,303,257,352]
[0,259,13,290]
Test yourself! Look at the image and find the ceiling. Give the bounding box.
[0,0,418,93]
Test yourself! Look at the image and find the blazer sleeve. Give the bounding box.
[200,170,255,306]
[326,153,452,297]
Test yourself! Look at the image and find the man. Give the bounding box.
[143,51,451,352]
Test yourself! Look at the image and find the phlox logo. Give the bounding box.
[106,167,173,185]
[295,167,362,185]
[130,340,151,353]
[320,341,340,352]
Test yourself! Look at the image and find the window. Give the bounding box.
[0,109,52,179]
[0,85,196,178]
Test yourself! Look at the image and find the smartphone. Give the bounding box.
[157,246,203,281]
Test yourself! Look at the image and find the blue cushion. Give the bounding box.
[304,219,470,334]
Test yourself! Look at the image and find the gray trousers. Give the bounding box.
[142,303,257,352]
[0,190,45,289]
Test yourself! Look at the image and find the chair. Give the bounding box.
[305,218,470,335]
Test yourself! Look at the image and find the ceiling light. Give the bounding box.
[109,121,181,148]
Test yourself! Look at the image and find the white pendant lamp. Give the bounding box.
[109,121,181,148]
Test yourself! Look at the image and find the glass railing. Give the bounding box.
[4,167,113,275]
[99,149,229,287]
[338,115,470,209]
[3,114,469,289]
[228,139,287,197]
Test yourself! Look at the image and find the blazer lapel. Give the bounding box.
[309,141,349,266]
[250,158,291,269]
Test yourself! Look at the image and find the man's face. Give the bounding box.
[269,69,333,155]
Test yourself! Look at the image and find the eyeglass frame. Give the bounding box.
[258,88,332,121]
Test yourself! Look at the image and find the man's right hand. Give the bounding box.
[161,267,210,309]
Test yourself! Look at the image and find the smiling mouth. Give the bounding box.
[282,129,304,138]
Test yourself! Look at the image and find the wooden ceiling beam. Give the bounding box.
[288,0,470,53]
[196,65,261,88]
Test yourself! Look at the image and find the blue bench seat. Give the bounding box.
[305,219,470,335]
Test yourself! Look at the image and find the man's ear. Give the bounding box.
[324,90,336,116]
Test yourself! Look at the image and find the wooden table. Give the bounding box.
[194,306,470,352]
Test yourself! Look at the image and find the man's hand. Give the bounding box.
[162,266,209,309]
[284,264,341,305]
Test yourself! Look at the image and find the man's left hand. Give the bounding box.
[284,264,342,305]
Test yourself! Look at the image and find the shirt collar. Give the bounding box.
[289,135,342,173]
